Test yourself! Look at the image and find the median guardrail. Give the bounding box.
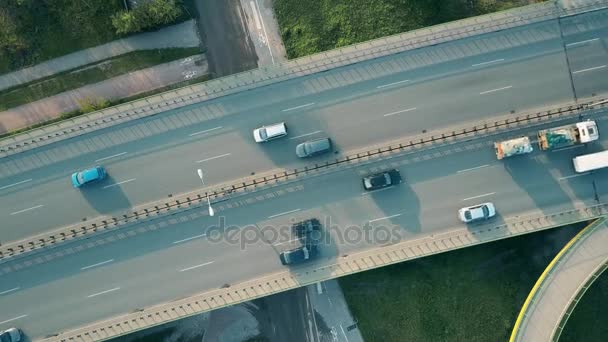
[2,96,607,263]
[3,0,605,158]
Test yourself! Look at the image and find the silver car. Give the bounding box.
[253,122,287,142]
[296,137,332,158]
[458,203,496,223]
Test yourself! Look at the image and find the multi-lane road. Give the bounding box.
[1,7,608,341]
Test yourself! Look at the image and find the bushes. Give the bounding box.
[112,0,183,35]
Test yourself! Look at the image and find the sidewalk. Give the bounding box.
[308,280,364,342]
[0,54,208,134]
[0,19,201,91]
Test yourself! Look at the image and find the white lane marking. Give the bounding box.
[559,173,590,180]
[87,287,121,298]
[268,208,301,219]
[377,79,410,89]
[289,131,322,140]
[255,0,275,64]
[103,178,136,189]
[179,261,214,272]
[274,238,299,246]
[479,85,512,95]
[195,153,231,164]
[462,192,496,201]
[0,315,27,325]
[173,233,206,244]
[282,102,315,112]
[566,38,600,47]
[10,204,44,215]
[0,287,20,296]
[383,107,417,117]
[81,259,114,271]
[552,145,584,152]
[360,187,392,196]
[457,165,490,173]
[249,1,262,29]
[573,65,606,74]
[472,58,504,67]
[189,126,223,137]
[95,152,127,163]
[340,324,347,339]
[0,179,32,191]
[369,213,402,223]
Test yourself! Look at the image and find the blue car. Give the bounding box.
[71,166,107,188]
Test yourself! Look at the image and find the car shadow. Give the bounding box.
[79,175,132,215]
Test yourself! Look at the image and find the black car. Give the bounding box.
[293,218,321,237]
[362,169,402,191]
[279,244,319,265]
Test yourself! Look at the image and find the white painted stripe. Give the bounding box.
[268,208,301,219]
[0,315,27,325]
[0,287,19,296]
[377,79,410,89]
[572,65,606,74]
[472,58,504,67]
[369,213,402,223]
[95,152,127,163]
[195,153,231,163]
[462,192,496,201]
[249,1,262,30]
[179,261,214,272]
[559,173,590,180]
[0,179,32,190]
[173,233,206,244]
[274,238,300,246]
[383,107,417,117]
[87,287,120,298]
[566,38,600,47]
[189,126,223,137]
[103,178,136,189]
[457,165,490,173]
[479,86,512,95]
[289,131,322,140]
[10,204,44,215]
[81,259,114,270]
[282,102,315,112]
[551,145,584,152]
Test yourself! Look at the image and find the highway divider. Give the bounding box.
[2,0,604,158]
[37,199,608,342]
[2,96,607,264]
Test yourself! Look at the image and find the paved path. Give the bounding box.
[240,0,288,66]
[510,217,608,342]
[0,20,201,92]
[0,54,208,134]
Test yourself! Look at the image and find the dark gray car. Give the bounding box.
[296,137,332,158]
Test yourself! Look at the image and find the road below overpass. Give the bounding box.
[1,9,608,244]
[3,108,608,338]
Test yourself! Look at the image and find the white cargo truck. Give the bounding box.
[572,150,608,173]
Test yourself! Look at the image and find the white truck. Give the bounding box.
[573,150,608,173]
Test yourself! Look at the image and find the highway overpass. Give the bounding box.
[0,2,608,341]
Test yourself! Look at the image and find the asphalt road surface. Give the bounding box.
[1,10,607,245]
[1,9,608,340]
[3,111,608,338]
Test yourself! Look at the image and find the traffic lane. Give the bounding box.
[0,25,579,238]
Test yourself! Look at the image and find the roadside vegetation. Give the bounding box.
[559,270,608,341]
[0,47,201,111]
[0,0,190,74]
[339,223,586,341]
[274,0,545,59]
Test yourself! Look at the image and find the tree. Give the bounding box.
[112,10,143,34]
[0,7,26,54]
[111,0,183,35]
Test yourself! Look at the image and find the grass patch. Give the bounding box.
[339,223,586,342]
[0,1,194,74]
[0,74,210,140]
[274,0,544,59]
[0,47,202,111]
[558,269,608,342]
